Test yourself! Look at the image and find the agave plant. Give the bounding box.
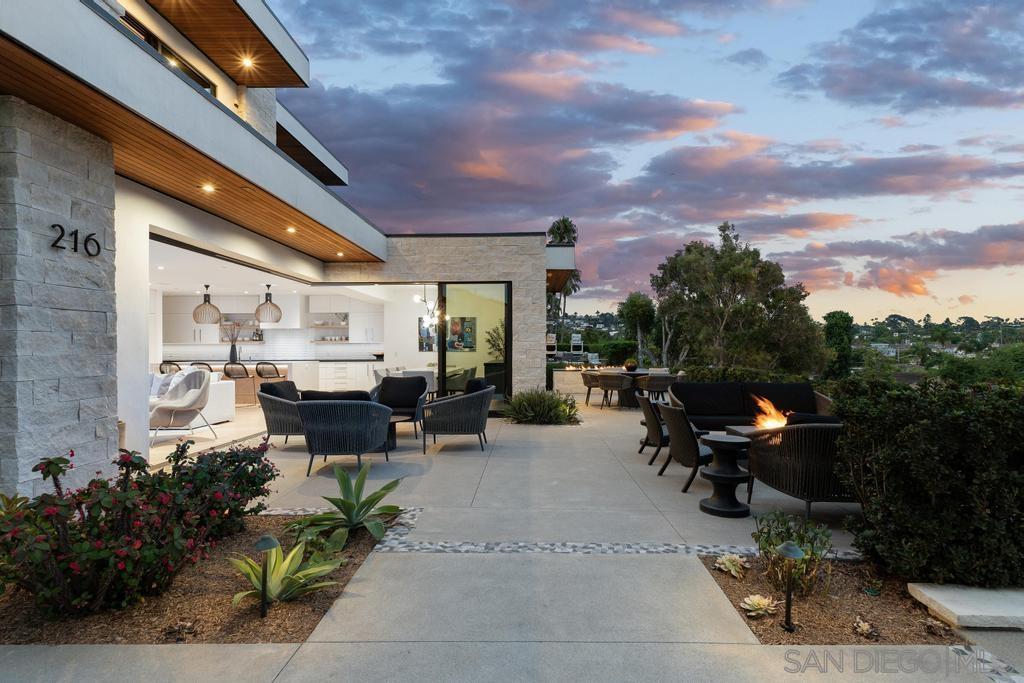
[287,464,401,548]
[229,540,342,606]
[739,594,778,618]
[714,553,750,579]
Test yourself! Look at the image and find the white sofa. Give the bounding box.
[191,375,235,427]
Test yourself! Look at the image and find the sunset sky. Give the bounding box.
[268,0,1024,322]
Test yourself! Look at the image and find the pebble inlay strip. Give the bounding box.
[259,507,1020,681]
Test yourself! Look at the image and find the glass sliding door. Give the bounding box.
[439,282,511,399]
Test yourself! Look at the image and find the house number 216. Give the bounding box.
[51,224,101,257]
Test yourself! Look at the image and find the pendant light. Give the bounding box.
[255,284,282,323]
[192,285,222,324]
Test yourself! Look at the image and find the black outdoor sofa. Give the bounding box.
[667,381,839,431]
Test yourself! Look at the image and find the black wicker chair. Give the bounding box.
[745,423,855,518]
[581,371,600,406]
[422,385,495,453]
[159,361,181,374]
[637,395,669,466]
[376,375,428,438]
[257,381,304,444]
[190,362,213,372]
[659,403,713,490]
[296,400,392,475]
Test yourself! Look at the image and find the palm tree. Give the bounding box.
[561,269,582,318]
[547,216,578,244]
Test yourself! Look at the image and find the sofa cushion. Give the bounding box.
[786,412,843,426]
[670,382,745,416]
[301,389,372,402]
[259,380,300,403]
[689,414,755,431]
[741,382,817,416]
[379,376,427,408]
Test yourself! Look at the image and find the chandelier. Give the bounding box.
[254,284,282,323]
[413,285,439,326]
[192,284,222,324]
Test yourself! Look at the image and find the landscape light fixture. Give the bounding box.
[191,285,222,324]
[255,284,283,323]
[776,540,805,633]
[254,534,280,618]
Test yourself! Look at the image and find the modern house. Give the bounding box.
[0,0,575,494]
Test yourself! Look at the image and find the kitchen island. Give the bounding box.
[160,359,389,392]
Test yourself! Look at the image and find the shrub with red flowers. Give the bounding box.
[0,440,278,616]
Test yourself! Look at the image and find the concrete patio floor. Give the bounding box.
[3,403,1018,681]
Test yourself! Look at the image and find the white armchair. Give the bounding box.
[149,370,216,445]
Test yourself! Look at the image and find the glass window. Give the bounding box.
[440,283,510,399]
[119,12,217,97]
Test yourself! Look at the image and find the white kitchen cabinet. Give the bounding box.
[317,362,353,391]
[162,313,194,343]
[290,361,319,391]
[162,313,219,344]
[348,312,384,342]
[217,295,261,315]
[308,295,334,313]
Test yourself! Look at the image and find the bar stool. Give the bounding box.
[191,362,213,372]
[224,362,256,405]
[256,362,282,379]
[159,361,181,374]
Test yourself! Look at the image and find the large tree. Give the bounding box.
[617,291,656,363]
[823,310,855,379]
[649,222,826,374]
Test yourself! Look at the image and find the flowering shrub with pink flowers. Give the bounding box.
[0,440,278,616]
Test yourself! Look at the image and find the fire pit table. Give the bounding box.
[698,433,752,518]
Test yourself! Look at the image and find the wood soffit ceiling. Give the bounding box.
[146,0,306,87]
[0,36,380,263]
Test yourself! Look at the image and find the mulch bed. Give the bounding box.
[700,555,963,646]
[0,516,382,644]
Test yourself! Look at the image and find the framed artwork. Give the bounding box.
[417,317,437,352]
[446,316,476,352]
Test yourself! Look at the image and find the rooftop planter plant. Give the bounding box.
[0,441,278,616]
[834,377,1024,587]
[504,389,580,425]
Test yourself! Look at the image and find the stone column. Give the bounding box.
[0,96,118,496]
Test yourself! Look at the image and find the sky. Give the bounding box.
[267,0,1024,323]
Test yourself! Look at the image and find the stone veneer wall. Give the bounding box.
[0,97,118,495]
[238,87,277,141]
[325,235,548,394]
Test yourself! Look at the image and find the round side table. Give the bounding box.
[698,434,751,518]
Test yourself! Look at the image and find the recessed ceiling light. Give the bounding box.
[156,265,165,270]
[241,56,254,68]
[201,183,215,193]
[194,290,200,294]
[336,251,344,257]
[167,57,179,68]
[286,227,297,234]
[243,291,249,294]
[291,290,297,294]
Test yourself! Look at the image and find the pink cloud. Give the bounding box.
[605,9,685,36]
[577,32,657,54]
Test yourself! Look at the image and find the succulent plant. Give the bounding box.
[740,594,778,618]
[714,553,751,579]
[862,578,883,597]
[854,616,880,640]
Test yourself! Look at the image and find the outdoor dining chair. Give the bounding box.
[639,372,675,402]
[581,371,600,406]
[637,394,669,465]
[598,373,632,409]
[659,403,713,489]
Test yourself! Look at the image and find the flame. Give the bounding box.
[752,395,790,429]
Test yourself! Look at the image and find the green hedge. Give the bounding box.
[679,365,806,383]
[833,378,1024,587]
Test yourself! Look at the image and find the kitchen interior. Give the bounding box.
[148,239,506,457]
